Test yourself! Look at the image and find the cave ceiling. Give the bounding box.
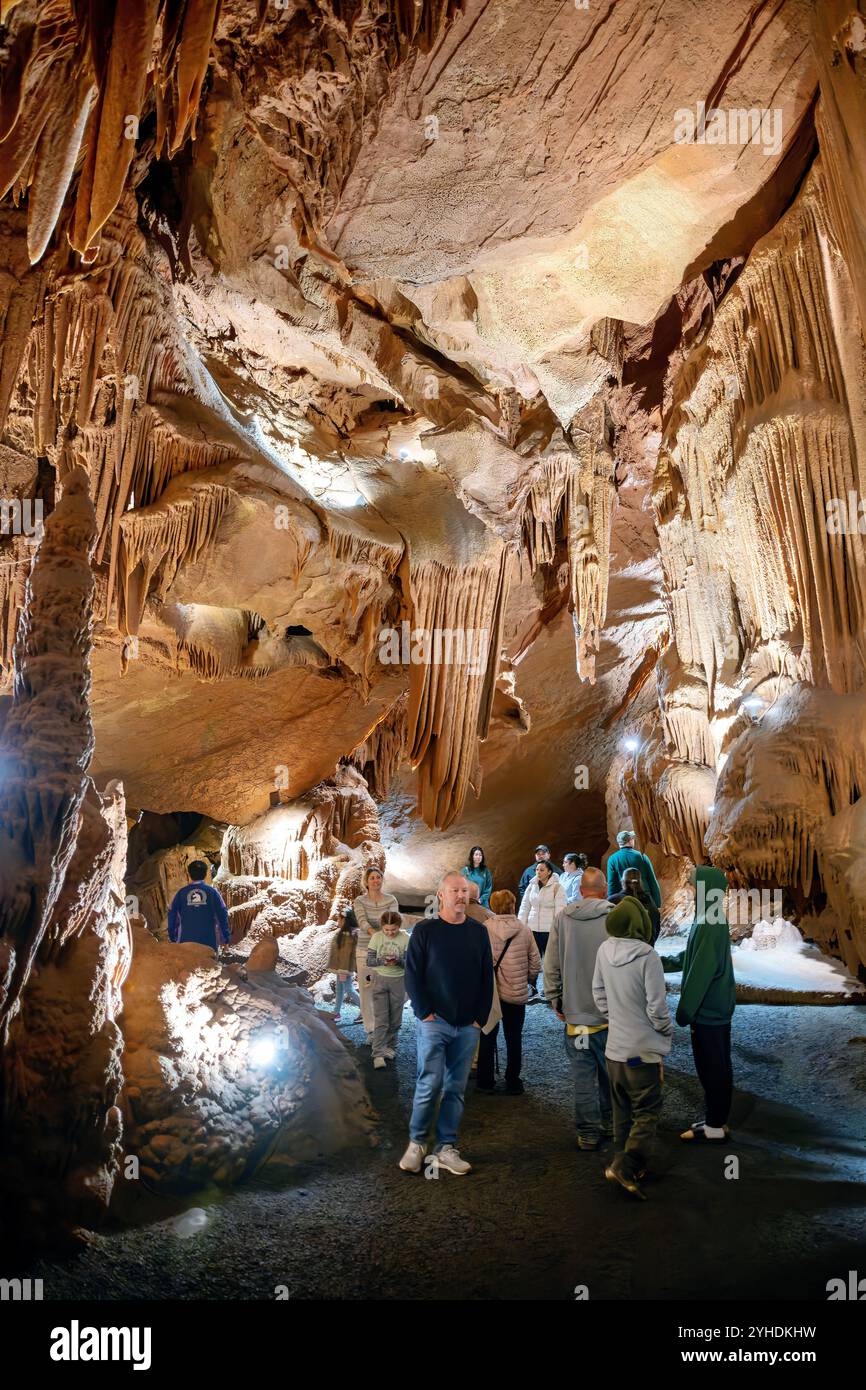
[1,0,864,937]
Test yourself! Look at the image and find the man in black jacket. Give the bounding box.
[400,872,493,1176]
[517,844,562,906]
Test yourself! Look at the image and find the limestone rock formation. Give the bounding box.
[0,474,373,1240]
[0,469,130,1241]
[121,926,372,1193]
[2,0,866,1243]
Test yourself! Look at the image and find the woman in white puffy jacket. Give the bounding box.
[518,859,566,996]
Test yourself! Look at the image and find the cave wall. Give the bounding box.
[629,129,866,967]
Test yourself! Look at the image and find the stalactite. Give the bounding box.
[624,733,716,867]
[117,483,233,634]
[812,2,866,338]
[406,546,509,831]
[521,419,616,683]
[26,68,96,264]
[347,692,408,800]
[655,167,866,702]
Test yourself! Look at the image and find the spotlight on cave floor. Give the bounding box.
[623,737,640,753]
[742,695,765,717]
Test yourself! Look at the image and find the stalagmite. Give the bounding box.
[0,467,131,1237]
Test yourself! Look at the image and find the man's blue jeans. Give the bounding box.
[409,1017,479,1148]
[564,1026,612,1141]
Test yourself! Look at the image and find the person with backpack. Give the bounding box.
[328,910,361,1023]
[606,830,662,909]
[476,890,541,1095]
[168,860,230,953]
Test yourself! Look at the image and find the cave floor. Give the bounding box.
[37,999,866,1301]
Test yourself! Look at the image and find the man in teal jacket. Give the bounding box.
[606,831,662,909]
[676,864,736,1142]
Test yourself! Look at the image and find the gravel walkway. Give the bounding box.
[34,996,866,1301]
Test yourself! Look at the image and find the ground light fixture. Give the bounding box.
[742,694,765,716]
[623,736,640,753]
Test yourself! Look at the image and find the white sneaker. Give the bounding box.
[383,1048,396,1059]
[434,1145,471,1175]
[373,1056,387,1069]
[398,1141,427,1173]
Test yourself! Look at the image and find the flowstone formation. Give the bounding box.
[626,154,866,971]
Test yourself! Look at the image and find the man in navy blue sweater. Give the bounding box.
[400,872,493,1176]
[168,860,230,953]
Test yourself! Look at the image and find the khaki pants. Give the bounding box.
[606,1058,664,1180]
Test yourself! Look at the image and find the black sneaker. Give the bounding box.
[605,1162,647,1201]
[504,1080,524,1095]
[475,1082,496,1094]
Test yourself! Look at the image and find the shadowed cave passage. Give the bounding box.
[34,1002,866,1302]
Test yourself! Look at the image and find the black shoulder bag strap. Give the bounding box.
[494,936,515,973]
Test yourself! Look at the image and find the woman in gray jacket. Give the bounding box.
[353,866,399,1043]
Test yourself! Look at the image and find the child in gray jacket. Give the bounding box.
[592,896,672,1200]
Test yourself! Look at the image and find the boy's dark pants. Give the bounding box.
[606,1059,663,1179]
[690,1023,733,1128]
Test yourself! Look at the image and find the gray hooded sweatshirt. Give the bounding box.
[543,898,611,1027]
[592,937,673,1062]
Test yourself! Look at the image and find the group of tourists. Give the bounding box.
[326,831,737,1197]
[165,835,735,1198]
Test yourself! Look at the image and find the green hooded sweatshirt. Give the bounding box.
[605,895,653,944]
[676,866,736,1027]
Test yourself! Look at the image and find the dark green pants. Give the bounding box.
[606,1059,663,1179]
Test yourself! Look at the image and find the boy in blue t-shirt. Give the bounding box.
[168,860,230,953]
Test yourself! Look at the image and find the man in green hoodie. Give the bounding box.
[676,865,736,1142]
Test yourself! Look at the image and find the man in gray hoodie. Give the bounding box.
[592,896,672,1199]
[544,867,613,1151]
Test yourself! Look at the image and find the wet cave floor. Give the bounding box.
[37,999,866,1302]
